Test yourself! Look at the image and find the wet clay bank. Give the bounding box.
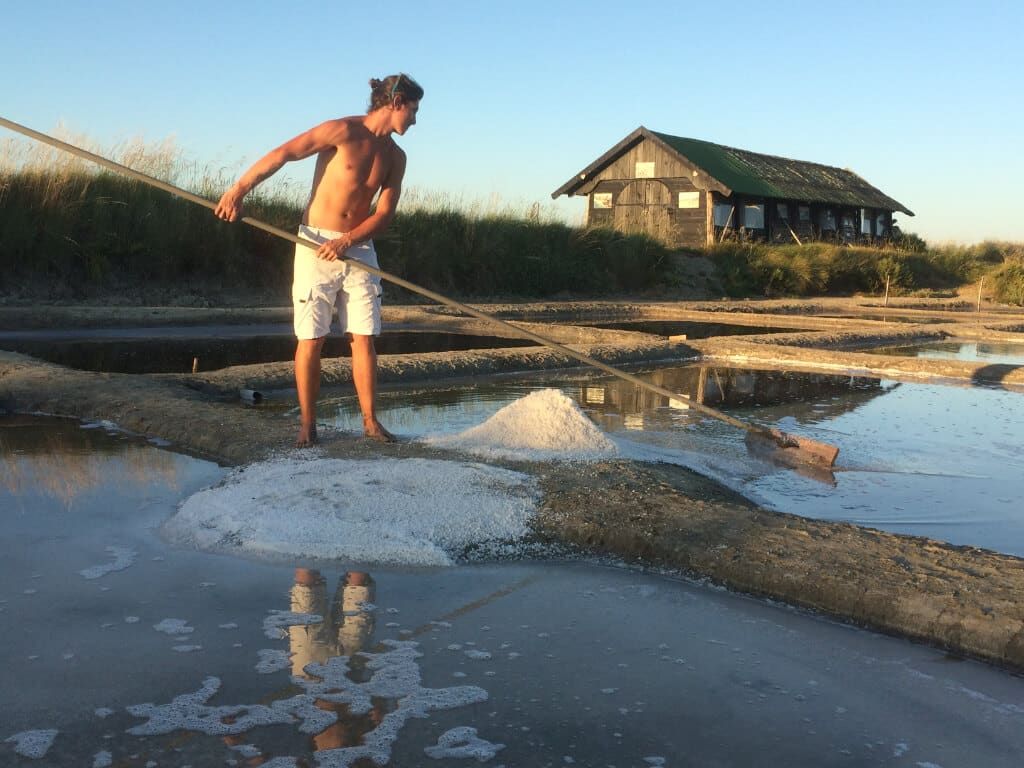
[3,297,1024,671]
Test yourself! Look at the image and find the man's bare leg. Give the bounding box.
[295,337,326,447]
[349,333,395,442]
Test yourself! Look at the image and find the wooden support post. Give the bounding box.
[978,277,985,312]
[718,206,735,243]
[884,274,891,307]
[784,218,803,246]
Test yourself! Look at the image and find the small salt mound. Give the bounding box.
[164,457,538,567]
[425,389,617,461]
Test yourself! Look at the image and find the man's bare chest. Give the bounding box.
[318,143,392,190]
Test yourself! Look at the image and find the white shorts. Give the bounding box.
[292,224,383,339]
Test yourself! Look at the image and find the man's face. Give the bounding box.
[394,99,419,135]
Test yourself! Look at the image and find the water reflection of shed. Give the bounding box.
[579,366,882,423]
[551,127,914,247]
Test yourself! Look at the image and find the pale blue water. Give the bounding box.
[3,416,1024,767]
[323,368,1024,557]
[875,341,1024,365]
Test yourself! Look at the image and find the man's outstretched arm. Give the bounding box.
[214,120,347,221]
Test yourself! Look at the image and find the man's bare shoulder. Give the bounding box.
[313,116,370,144]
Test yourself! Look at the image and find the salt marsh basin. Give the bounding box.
[3,416,1024,767]
[3,297,1024,673]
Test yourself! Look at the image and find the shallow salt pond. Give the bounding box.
[321,365,1024,557]
[578,319,802,337]
[3,415,1024,767]
[0,323,536,374]
[873,340,1024,365]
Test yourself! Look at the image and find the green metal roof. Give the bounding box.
[650,130,913,214]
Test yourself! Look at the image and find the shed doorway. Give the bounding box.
[615,179,673,243]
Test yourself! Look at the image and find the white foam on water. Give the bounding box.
[255,649,291,674]
[424,388,617,461]
[424,726,505,761]
[92,749,113,767]
[5,729,58,759]
[123,639,487,768]
[153,618,193,635]
[79,546,137,580]
[263,610,323,640]
[229,743,263,759]
[166,457,539,567]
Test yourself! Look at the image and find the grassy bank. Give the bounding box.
[2,135,1021,305]
[0,135,675,304]
[707,240,1024,303]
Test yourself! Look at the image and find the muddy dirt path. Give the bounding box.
[3,297,1024,671]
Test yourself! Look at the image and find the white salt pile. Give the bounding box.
[425,388,617,461]
[165,457,538,566]
[164,390,614,566]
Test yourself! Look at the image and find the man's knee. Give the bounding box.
[348,334,376,351]
[296,336,326,360]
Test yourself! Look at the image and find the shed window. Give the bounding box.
[593,193,613,209]
[819,209,836,231]
[713,203,735,227]
[799,206,810,222]
[743,204,765,229]
[860,209,873,235]
[876,213,889,236]
[776,203,789,220]
[678,191,700,209]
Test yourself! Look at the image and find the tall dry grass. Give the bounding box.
[0,133,675,303]
[3,131,1020,304]
[0,131,304,302]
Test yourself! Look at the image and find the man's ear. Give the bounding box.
[392,96,404,110]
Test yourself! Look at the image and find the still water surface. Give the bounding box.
[323,365,1024,557]
[3,416,1023,767]
[874,340,1024,366]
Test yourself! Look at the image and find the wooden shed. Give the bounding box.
[551,127,914,248]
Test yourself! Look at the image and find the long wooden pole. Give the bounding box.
[0,116,839,467]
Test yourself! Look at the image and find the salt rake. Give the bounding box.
[0,116,840,468]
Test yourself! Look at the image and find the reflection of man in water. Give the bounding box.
[335,571,376,657]
[287,569,388,754]
[289,568,377,674]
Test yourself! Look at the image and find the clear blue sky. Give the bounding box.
[3,0,1021,244]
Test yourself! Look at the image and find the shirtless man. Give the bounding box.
[215,74,423,447]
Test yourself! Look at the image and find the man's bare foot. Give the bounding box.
[296,423,319,448]
[363,421,396,443]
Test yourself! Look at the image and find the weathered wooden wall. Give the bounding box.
[582,137,708,248]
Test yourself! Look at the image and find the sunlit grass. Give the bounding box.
[3,131,1021,305]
